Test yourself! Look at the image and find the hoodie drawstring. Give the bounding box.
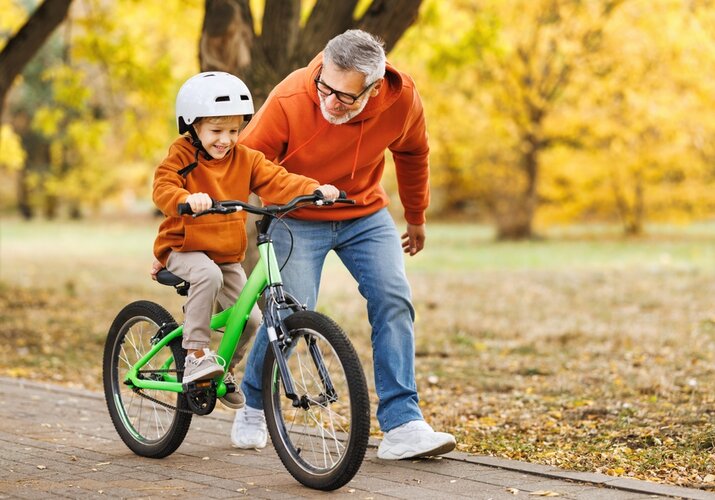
[351,121,364,180]
[280,121,331,166]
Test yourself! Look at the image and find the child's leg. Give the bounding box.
[166,251,224,352]
[217,262,262,366]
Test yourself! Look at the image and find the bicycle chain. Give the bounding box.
[134,387,196,414]
[132,369,195,414]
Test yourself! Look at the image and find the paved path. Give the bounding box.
[0,376,712,499]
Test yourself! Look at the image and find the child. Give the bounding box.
[152,72,339,408]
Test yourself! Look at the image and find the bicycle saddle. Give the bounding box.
[156,268,190,296]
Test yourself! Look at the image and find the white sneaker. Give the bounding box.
[231,405,267,449]
[183,348,225,384]
[377,420,456,460]
[219,372,245,409]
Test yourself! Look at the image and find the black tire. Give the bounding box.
[103,300,192,458]
[262,311,370,491]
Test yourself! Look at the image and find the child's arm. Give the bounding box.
[152,161,191,216]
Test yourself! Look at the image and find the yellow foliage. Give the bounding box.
[0,0,28,51]
[0,125,26,171]
[392,0,715,231]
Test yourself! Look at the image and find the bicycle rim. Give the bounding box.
[263,311,370,490]
[104,301,191,458]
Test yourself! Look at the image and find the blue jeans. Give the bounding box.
[240,208,423,432]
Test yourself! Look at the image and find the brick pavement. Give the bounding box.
[0,376,712,499]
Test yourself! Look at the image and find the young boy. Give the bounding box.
[152,72,338,408]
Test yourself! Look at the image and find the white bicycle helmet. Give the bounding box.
[176,72,254,134]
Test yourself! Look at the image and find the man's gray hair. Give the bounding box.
[323,30,386,85]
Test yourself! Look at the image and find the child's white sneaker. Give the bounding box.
[231,405,267,449]
[377,420,456,460]
[183,348,225,384]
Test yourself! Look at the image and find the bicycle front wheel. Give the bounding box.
[262,310,370,491]
[103,300,192,458]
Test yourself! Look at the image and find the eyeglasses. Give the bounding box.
[314,73,376,105]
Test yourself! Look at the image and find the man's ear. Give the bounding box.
[370,78,384,97]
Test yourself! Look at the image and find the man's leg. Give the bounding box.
[333,209,422,431]
[334,209,455,459]
[233,219,330,448]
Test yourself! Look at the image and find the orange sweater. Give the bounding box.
[239,54,430,225]
[152,137,319,265]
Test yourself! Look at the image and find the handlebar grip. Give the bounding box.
[177,203,193,215]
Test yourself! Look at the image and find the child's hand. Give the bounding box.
[316,184,340,201]
[185,192,213,213]
[150,259,163,280]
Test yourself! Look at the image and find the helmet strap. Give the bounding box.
[178,125,214,178]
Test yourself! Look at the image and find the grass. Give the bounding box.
[1,215,714,488]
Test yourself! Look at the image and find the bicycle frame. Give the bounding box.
[123,239,284,397]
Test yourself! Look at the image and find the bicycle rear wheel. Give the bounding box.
[103,300,192,458]
[262,310,370,491]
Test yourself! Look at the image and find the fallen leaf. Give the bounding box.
[37,465,46,470]
[507,487,519,495]
[530,491,561,497]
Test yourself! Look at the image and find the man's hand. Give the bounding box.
[316,184,340,201]
[401,223,425,256]
[150,259,162,281]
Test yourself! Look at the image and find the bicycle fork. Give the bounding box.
[264,295,338,409]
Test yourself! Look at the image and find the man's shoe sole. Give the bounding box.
[377,439,456,460]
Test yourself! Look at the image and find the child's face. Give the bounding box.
[194,116,243,159]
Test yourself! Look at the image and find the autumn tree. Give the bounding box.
[0,0,73,122]
[1,0,204,218]
[198,0,424,105]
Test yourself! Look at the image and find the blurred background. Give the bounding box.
[2,0,714,236]
[2,0,715,486]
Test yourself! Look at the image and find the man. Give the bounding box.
[232,29,456,460]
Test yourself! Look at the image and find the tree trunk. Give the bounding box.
[0,0,74,123]
[495,134,539,240]
[200,0,423,107]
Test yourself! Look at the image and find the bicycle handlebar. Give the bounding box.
[177,190,354,218]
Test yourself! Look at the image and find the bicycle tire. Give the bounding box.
[262,310,370,490]
[103,300,192,458]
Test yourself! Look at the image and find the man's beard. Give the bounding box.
[319,93,370,125]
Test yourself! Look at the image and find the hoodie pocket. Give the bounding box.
[179,217,247,258]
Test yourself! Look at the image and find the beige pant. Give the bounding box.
[166,251,261,364]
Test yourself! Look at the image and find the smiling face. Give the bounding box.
[193,115,244,159]
[316,63,381,125]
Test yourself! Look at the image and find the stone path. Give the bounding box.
[1,376,712,499]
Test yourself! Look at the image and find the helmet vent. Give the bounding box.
[215,95,230,102]
[240,95,250,101]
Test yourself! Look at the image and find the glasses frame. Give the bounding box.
[314,73,377,105]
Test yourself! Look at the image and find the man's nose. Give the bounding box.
[326,94,344,108]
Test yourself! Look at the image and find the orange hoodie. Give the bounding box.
[152,137,319,266]
[239,54,430,225]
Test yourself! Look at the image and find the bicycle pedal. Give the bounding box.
[182,379,215,392]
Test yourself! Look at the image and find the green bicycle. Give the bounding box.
[102,192,371,491]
